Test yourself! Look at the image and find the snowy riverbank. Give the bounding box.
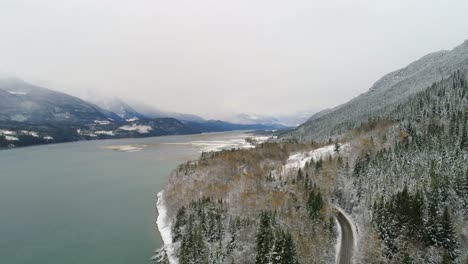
[155,191,178,264]
[162,134,271,153]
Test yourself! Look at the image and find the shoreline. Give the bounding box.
[153,134,272,263]
[155,191,177,264]
[0,130,262,152]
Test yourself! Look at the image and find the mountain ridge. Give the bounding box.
[284,38,468,141]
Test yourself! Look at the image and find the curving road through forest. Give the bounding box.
[336,210,354,264]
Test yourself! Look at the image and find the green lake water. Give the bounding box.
[0,132,250,264]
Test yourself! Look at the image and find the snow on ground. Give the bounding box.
[125,117,139,122]
[335,217,342,264]
[7,91,27,95]
[191,139,254,152]
[0,130,45,140]
[0,129,16,136]
[0,130,42,138]
[94,120,111,125]
[156,191,178,264]
[77,129,98,137]
[43,136,54,140]
[251,136,271,144]
[273,144,348,178]
[102,145,146,152]
[163,135,271,153]
[118,124,152,133]
[20,130,39,137]
[5,136,19,141]
[94,130,115,136]
[163,140,251,152]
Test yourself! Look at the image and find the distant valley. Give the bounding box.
[0,79,288,149]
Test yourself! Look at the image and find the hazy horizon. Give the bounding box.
[1,0,468,118]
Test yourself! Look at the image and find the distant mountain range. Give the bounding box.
[219,111,317,128]
[282,39,468,141]
[85,93,316,128]
[0,79,285,149]
[87,96,206,122]
[89,97,145,120]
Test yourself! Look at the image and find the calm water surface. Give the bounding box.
[0,132,251,264]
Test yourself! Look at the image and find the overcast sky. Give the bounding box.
[1,0,467,118]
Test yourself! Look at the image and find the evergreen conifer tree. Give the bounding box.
[440,207,458,260]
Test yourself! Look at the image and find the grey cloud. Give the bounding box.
[1,0,467,118]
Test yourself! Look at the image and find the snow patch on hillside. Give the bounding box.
[126,117,139,122]
[273,143,348,178]
[0,129,42,140]
[156,191,177,264]
[94,120,111,125]
[0,129,16,136]
[76,129,97,137]
[119,124,152,133]
[94,130,115,136]
[20,130,39,137]
[7,91,27,95]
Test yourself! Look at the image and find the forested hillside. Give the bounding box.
[155,141,341,264]
[155,70,467,264]
[334,70,468,263]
